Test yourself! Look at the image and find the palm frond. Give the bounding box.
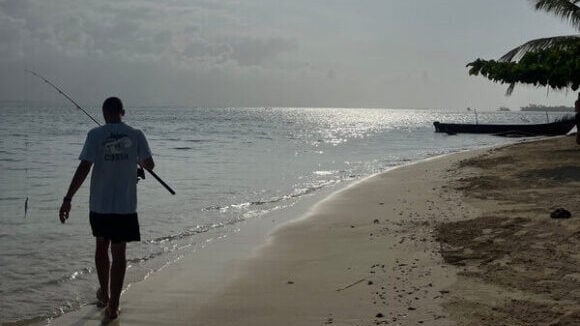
[532,0,580,30]
[500,34,580,62]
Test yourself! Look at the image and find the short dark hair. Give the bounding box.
[102,97,123,114]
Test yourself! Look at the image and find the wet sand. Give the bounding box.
[192,150,472,326]
[50,136,580,325]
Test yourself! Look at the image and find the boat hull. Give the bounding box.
[433,119,576,136]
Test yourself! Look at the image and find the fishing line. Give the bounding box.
[26,70,101,126]
[27,70,176,195]
[24,132,29,218]
[23,74,31,218]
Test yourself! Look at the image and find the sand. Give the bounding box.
[436,136,580,325]
[49,136,580,325]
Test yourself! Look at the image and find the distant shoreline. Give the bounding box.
[520,104,573,112]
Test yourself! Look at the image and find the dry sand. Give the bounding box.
[49,136,580,325]
[436,136,580,325]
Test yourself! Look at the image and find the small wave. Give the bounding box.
[4,166,28,171]
[127,250,167,264]
[174,147,193,150]
[30,183,50,188]
[202,180,341,212]
[203,201,272,212]
[146,218,250,246]
[61,267,92,282]
[28,174,56,180]
[5,267,94,294]
[0,158,22,162]
[37,197,57,203]
[313,170,338,176]
[68,267,93,280]
[0,197,22,201]
[3,315,49,325]
[148,224,214,244]
[161,138,209,143]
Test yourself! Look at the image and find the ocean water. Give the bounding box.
[0,106,567,323]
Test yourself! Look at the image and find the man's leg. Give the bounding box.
[576,113,580,144]
[95,237,110,305]
[108,241,127,314]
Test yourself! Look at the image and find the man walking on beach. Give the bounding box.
[59,97,154,320]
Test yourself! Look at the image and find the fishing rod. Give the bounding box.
[27,70,176,195]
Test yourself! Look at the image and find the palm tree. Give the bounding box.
[466,0,580,94]
[501,0,580,62]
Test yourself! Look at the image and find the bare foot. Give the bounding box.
[105,305,120,320]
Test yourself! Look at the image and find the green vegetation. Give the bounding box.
[467,42,580,92]
[467,0,580,94]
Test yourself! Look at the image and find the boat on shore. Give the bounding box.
[433,116,576,136]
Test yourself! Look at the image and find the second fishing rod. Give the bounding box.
[28,70,176,195]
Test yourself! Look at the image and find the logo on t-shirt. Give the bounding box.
[102,133,132,161]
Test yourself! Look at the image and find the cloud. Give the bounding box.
[0,11,26,55]
[182,38,231,64]
[0,0,575,108]
[225,36,297,66]
[326,69,336,80]
[0,0,297,68]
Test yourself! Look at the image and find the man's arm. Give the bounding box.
[59,160,93,224]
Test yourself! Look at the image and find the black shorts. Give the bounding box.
[89,211,140,242]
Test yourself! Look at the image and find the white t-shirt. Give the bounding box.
[79,122,152,214]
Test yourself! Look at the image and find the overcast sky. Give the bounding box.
[0,0,576,110]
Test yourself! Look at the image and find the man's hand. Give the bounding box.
[59,201,71,224]
[59,160,92,224]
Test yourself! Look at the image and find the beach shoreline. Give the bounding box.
[49,143,488,325]
[191,148,484,326]
[0,108,529,325]
[48,136,580,325]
